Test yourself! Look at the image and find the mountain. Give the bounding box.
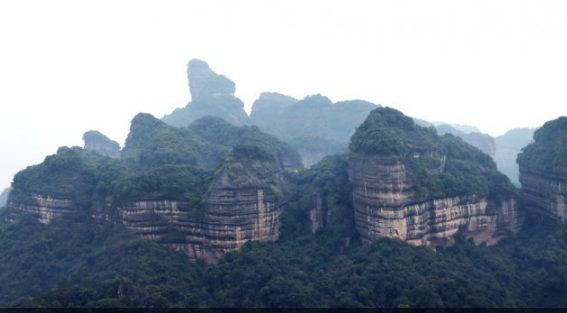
[435,124,496,157]
[162,59,249,126]
[124,113,302,172]
[6,113,301,263]
[495,128,536,186]
[518,117,567,224]
[348,107,522,246]
[163,60,380,168]
[83,131,121,159]
[250,93,379,167]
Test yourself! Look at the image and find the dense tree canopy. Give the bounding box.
[517,116,567,171]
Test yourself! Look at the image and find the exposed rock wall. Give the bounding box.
[8,193,76,224]
[118,187,285,264]
[519,166,567,224]
[348,154,522,246]
[117,151,287,264]
[83,130,121,158]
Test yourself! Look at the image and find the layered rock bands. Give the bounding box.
[520,166,567,225]
[348,155,522,246]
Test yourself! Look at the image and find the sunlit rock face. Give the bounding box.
[83,130,121,158]
[118,147,287,264]
[347,107,523,247]
[8,193,75,224]
[517,117,567,224]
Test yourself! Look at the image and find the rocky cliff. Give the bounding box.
[162,59,249,126]
[518,117,567,224]
[8,193,75,224]
[117,145,287,263]
[348,108,522,246]
[83,130,121,158]
[7,140,288,263]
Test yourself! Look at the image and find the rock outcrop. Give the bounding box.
[8,143,288,264]
[187,59,235,101]
[8,193,75,224]
[117,145,287,263]
[348,108,522,246]
[162,59,249,126]
[518,117,567,224]
[349,155,522,246]
[83,130,121,158]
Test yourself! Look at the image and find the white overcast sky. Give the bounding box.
[1,0,566,189]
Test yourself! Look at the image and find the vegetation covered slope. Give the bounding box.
[124,113,302,172]
[517,117,567,172]
[350,107,516,202]
[3,207,567,308]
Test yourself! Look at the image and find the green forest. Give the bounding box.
[1,206,567,308]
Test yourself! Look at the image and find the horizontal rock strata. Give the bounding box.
[349,154,522,246]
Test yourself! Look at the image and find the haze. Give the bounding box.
[1,0,566,190]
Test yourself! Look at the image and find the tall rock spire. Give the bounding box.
[187,59,235,102]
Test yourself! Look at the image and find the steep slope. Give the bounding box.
[348,107,522,246]
[495,128,535,186]
[518,117,567,224]
[162,59,249,126]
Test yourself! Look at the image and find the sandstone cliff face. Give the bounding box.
[517,117,567,225]
[117,150,287,264]
[347,107,522,247]
[83,130,121,158]
[519,166,567,224]
[348,154,522,246]
[8,193,76,224]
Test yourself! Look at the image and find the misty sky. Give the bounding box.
[1,0,566,190]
